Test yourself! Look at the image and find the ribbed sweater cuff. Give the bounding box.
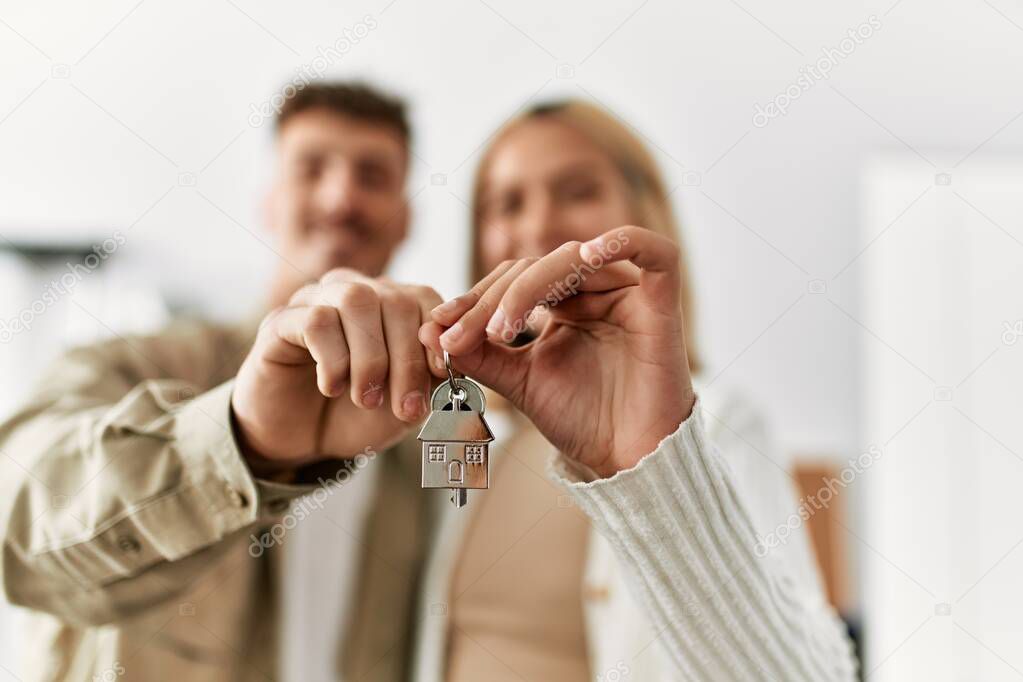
[548,396,857,681]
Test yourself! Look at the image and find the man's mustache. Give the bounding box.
[312,215,374,239]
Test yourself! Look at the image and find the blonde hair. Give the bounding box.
[469,99,701,372]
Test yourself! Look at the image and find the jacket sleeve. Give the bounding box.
[548,395,859,681]
[0,342,323,627]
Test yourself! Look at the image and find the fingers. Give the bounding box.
[419,320,527,403]
[438,258,535,354]
[489,229,675,341]
[437,239,638,350]
[430,259,519,326]
[578,226,681,303]
[547,289,629,323]
[326,282,389,408]
[409,286,449,379]
[288,276,442,420]
[380,287,435,421]
[419,321,455,367]
[260,306,350,397]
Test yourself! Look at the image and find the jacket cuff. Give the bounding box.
[27,382,305,587]
[174,380,318,527]
[29,381,363,589]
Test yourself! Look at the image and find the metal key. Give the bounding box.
[417,352,493,508]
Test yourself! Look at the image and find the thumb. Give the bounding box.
[419,321,527,404]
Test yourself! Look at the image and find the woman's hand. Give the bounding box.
[419,226,695,478]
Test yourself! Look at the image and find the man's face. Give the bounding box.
[268,108,409,280]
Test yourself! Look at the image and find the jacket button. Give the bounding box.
[226,487,248,508]
[117,535,141,553]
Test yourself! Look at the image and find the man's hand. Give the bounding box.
[420,226,695,479]
[232,268,445,472]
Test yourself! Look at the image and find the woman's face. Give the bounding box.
[476,118,634,274]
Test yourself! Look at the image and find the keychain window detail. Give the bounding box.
[465,445,484,464]
[428,444,447,463]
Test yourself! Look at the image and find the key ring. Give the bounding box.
[443,350,458,387]
[443,350,467,404]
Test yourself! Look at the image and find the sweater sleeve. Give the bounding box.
[548,395,859,681]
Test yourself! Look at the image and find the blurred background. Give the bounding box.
[2,1,1023,679]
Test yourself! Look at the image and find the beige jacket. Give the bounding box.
[0,317,858,681]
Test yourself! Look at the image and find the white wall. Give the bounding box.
[3,0,1022,458]
[862,156,1023,680]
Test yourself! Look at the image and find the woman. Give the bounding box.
[416,100,858,680]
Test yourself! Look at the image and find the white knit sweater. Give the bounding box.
[286,389,860,681]
[547,395,859,681]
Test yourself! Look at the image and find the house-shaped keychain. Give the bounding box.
[418,377,494,508]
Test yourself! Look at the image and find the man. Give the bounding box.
[0,82,447,681]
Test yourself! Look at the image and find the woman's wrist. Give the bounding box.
[591,392,696,478]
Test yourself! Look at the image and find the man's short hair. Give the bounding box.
[275,82,410,146]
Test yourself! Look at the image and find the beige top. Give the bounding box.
[445,410,590,682]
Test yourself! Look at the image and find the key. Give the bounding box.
[417,352,493,508]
